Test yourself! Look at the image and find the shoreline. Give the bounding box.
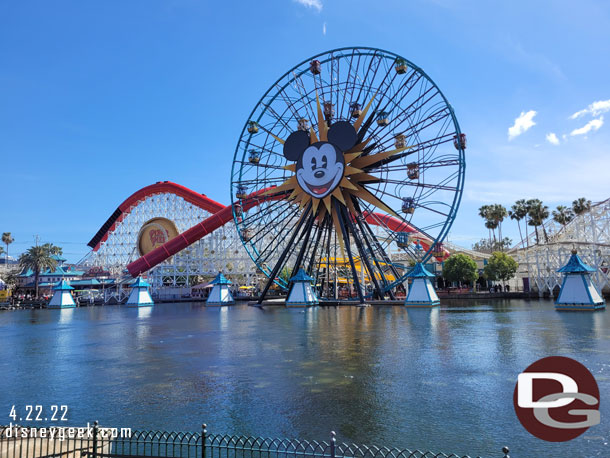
[0,291,593,310]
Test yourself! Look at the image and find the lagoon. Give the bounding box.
[0,301,608,457]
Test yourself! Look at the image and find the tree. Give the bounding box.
[478,205,494,244]
[2,232,14,268]
[479,204,507,247]
[19,246,58,298]
[472,237,513,253]
[572,197,592,216]
[484,219,498,243]
[3,271,18,290]
[527,199,549,244]
[41,243,63,256]
[552,205,574,228]
[490,204,508,246]
[509,200,528,248]
[442,254,478,286]
[484,252,518,287]
[279,267,292,284]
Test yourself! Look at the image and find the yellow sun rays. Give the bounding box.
[261,91,411,242]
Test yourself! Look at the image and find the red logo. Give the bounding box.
[513,356,600,442]
[149,229,167,247]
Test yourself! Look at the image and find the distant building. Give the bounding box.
[17,255,85,292]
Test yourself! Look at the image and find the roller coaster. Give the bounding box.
[80,180,448,293]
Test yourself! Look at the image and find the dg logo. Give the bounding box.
[513,356,601,442]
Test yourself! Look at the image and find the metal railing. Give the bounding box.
[0,424,510,458]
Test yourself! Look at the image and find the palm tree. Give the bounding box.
[509,200,528,248]
[490,204,508,248]
[552,205,574,229]
[479,205,494,244]
[41,243,63,256]
[572,197,592,216]
[527,199,550,244]
[485,220,498,244]
[2,232,14,269]
[19,246,57,298]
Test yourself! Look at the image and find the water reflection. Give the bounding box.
[0,301,607,458]
[137,306,152,319]
[58,308,75,324]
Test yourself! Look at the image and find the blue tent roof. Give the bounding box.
[19,266,85,278]
[211,272,232,285]
[130,276,151,288]
[53,280,74,291]
[70,279,101,286]
[557,251,596,273]
[290,269,314,282]
[406,262,435,278]
[18,268,34,277]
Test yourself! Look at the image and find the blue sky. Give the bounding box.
[2,0,610,262]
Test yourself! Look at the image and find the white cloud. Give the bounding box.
[570,99,610,119]
[508,110,537,140]
[322,22,326,35]
[545,132,560,145]
[570,116,604,136]
[294,0,322,12]
[463,140,610,204]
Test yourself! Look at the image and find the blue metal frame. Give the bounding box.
[230,47,466,294]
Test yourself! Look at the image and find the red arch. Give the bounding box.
[88,181,225,251]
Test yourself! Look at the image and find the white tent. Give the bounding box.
[404,263,440,307]
[286,269,318,307]
[206,272,235,306]
[126,277,154,307]
[48,280,76,309]
[555,250,605,311]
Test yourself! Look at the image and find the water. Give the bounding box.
[0,300,608,457]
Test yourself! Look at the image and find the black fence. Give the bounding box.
[0,424,510,458]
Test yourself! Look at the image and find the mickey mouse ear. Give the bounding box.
[283,130,310,161]
[328,121,357,151]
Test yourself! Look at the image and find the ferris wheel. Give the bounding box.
[230,47,465,303]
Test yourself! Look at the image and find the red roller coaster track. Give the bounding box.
[87,181,448,278]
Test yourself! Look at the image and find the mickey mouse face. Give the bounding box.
[283,121,358,199]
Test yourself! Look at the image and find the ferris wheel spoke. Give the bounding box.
[240,197,291,227]
[237,161,288,171]
[374,157,460,176]
[342,204,386,299]
[250,207,303,263]
[382,180,458,193]
[338,49,358,117]
[412,202,451,218]
[257,202,313,302]
[233,176,287,187]
[233,48,464,300]
[352,211,394,296]
[276,84,310,122]
[375,102,448,148]
[357,72,426,142]
[362,132,454,172]
[289,72,318,127]
[353,199,412,284]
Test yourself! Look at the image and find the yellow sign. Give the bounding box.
[137,217,179,256]
[0,290,9,300]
